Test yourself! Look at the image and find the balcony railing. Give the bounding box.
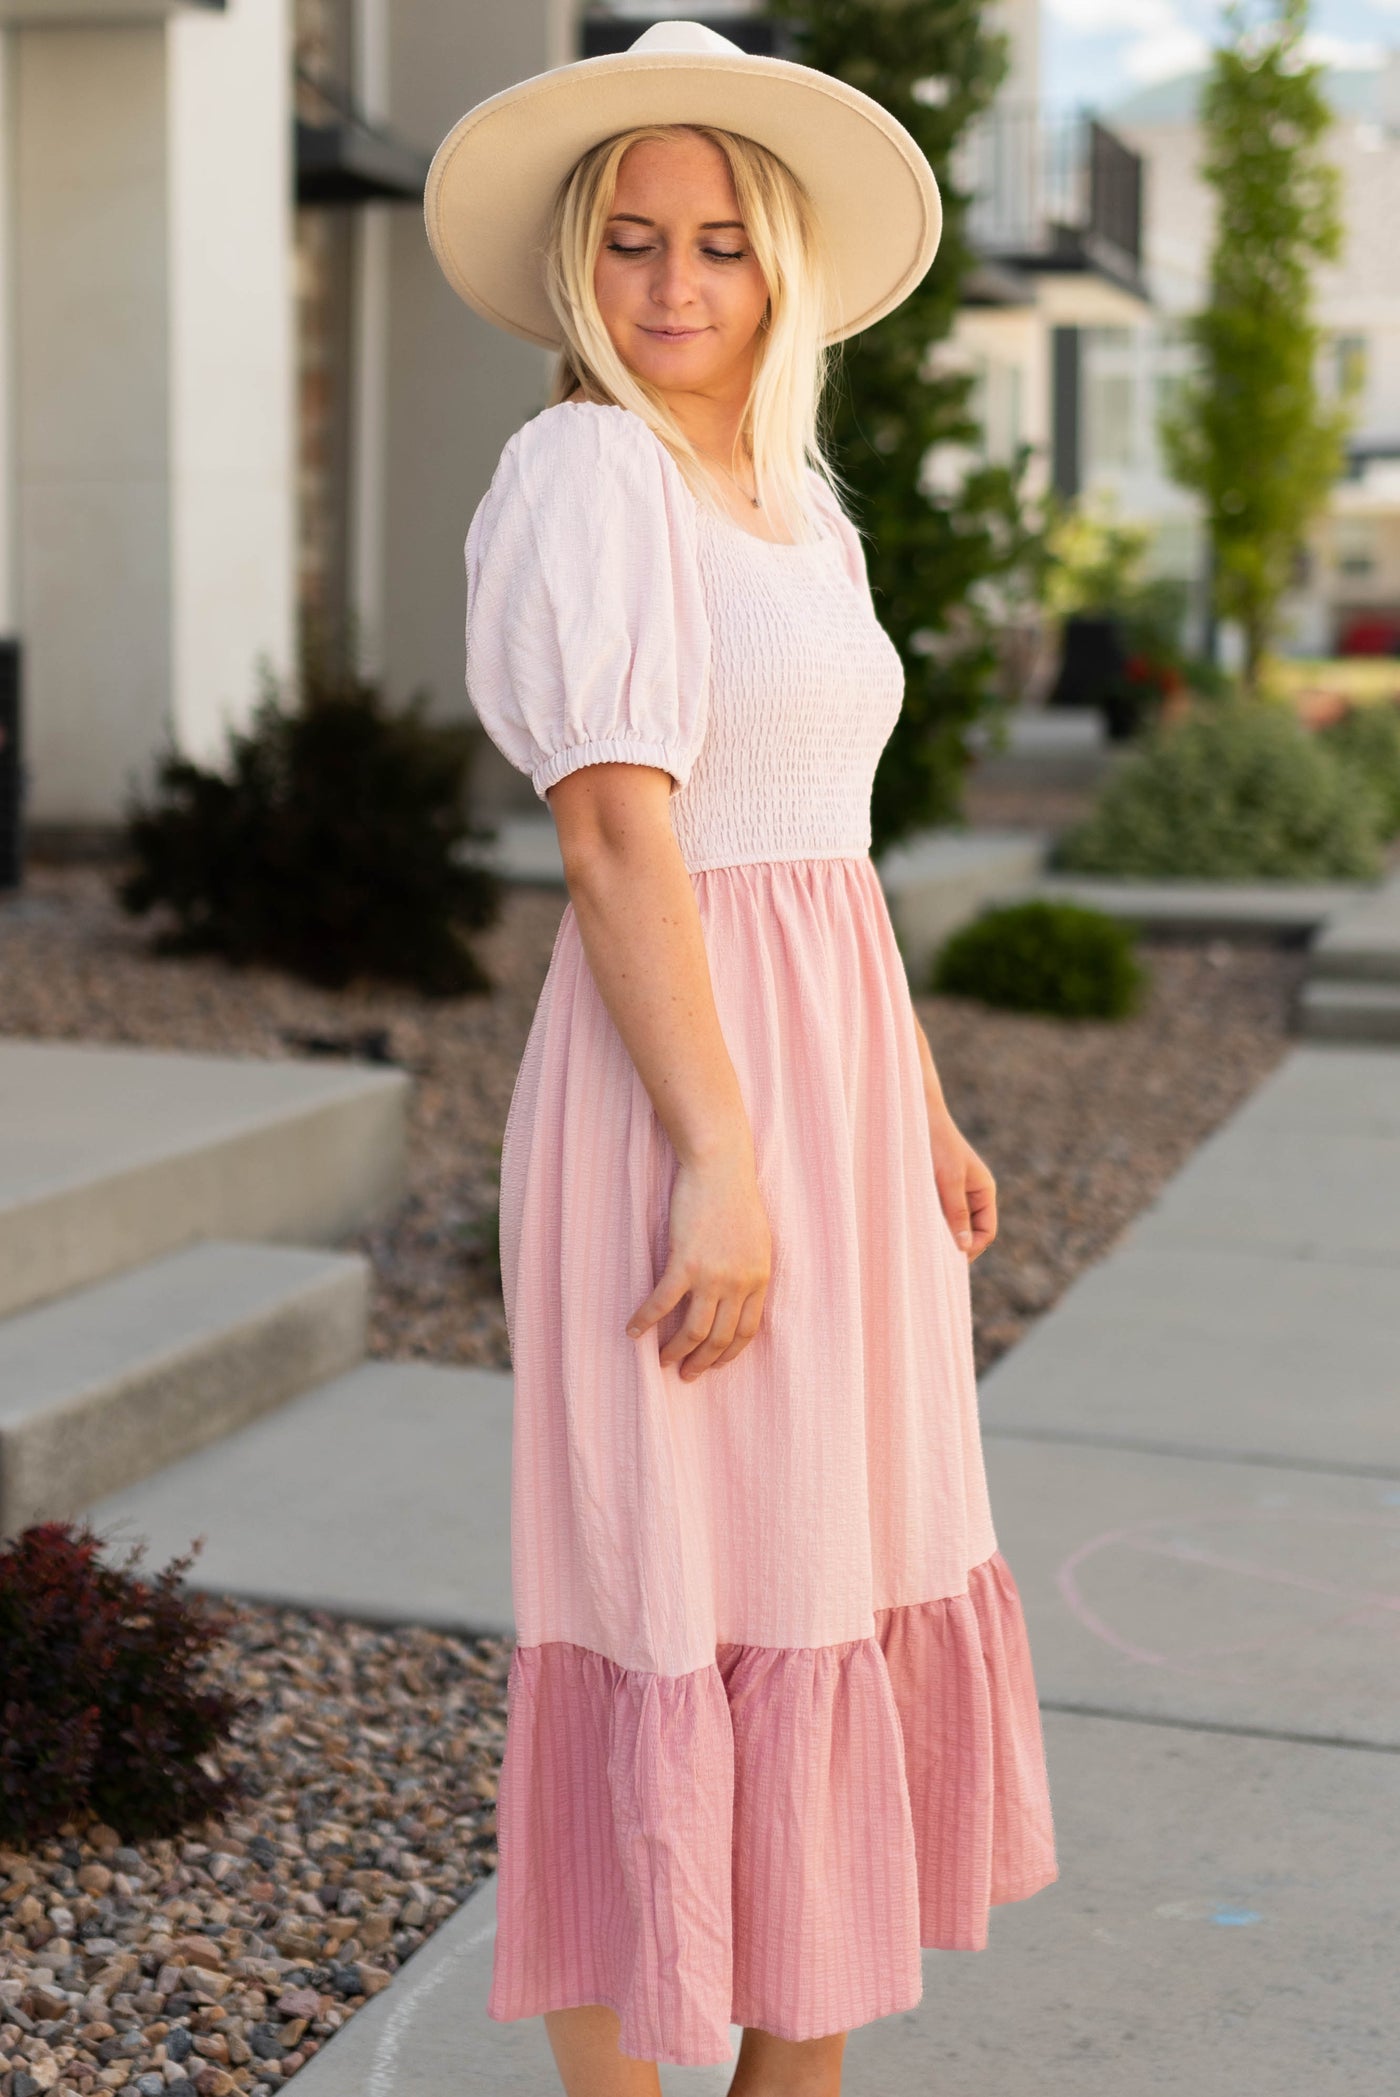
[962,104,1144,290]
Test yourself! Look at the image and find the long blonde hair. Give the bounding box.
[542,122,843,543]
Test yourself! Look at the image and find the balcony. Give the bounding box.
[962,104,1146,299]
[0,0,222,16]
[294,67,432,206]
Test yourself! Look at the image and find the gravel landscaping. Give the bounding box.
[0,855,1311,2094]
[0,1605,508,2097]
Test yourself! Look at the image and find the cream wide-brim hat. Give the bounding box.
[423,19,942,350]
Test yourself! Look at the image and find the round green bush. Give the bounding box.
[930,899,1147,1020]
[1052,699,1385,880]
[1317,700,1400,840]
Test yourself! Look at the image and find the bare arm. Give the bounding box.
[911,1010,954,1126]
[545,760,772,1377]
[910,1009,998,1260]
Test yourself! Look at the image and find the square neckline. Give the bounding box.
[558,396,835,555]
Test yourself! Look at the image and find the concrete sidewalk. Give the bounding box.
[86,1043,1400,2094]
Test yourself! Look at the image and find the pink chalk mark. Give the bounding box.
[1057,1506,1400,1679]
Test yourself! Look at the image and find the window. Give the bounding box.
[1084,326,1139,473]
[967,354,1024,465]
[1333,518,1377,579]
[1333,334,1368,404]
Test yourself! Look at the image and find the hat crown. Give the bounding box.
[625,20,747,59]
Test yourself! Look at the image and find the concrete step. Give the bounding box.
[966,704,1124,794]
[0,1241,368,1537]
[1308,869,1400,983]
[83,1359,513,1632]
[1018,874,1367,939]
[1296,978,1400,1044]
[466,812,566,887]
[0,1037,408,1318]
[875,828,1052,986]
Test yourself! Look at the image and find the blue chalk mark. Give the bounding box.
[1380,1488,1400,1506]
[1211,1906,1262,1927]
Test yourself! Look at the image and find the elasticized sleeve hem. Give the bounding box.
[531,738,690,800]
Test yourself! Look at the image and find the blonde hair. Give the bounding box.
[542,122,843,544]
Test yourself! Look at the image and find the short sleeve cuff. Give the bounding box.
[531,738,691,800]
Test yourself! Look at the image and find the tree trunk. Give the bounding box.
[1243,607,1267,697]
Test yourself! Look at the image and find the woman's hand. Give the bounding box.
[926,1099,997,1261]
[626,1141,772,1380]
[909,1012,996,1261]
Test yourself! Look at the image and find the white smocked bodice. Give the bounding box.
[464,401,905,875]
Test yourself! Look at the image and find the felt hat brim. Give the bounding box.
[423,32,942,349]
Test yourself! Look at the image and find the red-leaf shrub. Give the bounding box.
[0,1520,253,1846]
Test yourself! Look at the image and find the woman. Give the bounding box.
[425,23,1058,2096]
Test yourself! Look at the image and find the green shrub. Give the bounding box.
[1317,700,1400,839]
[930,899,1147,1020]
[118,657,504,996]
[1053,699,1385,880]
[0,1521,250,1844]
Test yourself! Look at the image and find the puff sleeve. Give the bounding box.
[464,402,711,802]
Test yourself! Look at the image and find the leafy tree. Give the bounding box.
[769,0,1044,850]
[1159,0,1350,691]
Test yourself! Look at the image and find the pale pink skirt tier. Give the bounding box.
[490,854,1059,2063]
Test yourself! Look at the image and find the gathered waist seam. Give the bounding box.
[683,848,874,875]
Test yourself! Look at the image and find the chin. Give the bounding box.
[634,360,719,393]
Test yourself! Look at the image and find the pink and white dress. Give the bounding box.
[463,399,1058,2067]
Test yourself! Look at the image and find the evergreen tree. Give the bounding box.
[769,0,1042,849]
[1160,0,1349,690]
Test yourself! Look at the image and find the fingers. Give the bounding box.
[670,1282,773,1378]
[707,1289,766,1368]
[627,1271,767,1380]
[965,1177,997,1258]
[656,1287,723,1376]
[937,1169,975,1253]
[625,1267,690,1341]
[937,1165,998,1262]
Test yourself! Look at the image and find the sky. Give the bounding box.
[1044,0,1400,110]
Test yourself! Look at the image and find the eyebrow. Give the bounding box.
[607,212,746,230]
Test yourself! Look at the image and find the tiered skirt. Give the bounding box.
[488,854,1058,2065]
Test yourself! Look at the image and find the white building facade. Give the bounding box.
[0,0,297,836]
[0,0,574,841]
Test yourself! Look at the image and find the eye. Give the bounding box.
[605,240,653,256]
[704,247,748,263]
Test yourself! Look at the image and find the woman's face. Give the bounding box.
[593,132,771,402]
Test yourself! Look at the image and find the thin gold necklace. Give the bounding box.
[717,451,762,510]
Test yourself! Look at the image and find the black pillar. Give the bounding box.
[1051,326,1082,502]
[0,641,21,891]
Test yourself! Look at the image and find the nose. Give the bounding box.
[647,239,700,315]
